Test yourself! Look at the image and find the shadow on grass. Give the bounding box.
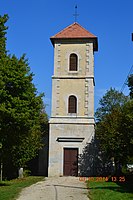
[0,182,10,186]
[89,180,133,194]
[116,176,133,193]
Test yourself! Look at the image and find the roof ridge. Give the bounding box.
[75,22,96,37]
[51,22,97,39]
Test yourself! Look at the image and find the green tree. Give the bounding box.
[120,100,133,163]
[95,88,133,172]
[96,104,132,165]
[0,15,48,178]
[95,87,128,122]
[128,74,133,98]
[0,14,8,56]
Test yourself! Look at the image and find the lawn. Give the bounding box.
[87,177,133,200]
[0,176,44,200]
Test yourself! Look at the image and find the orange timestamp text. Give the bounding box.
[79,176,125,182]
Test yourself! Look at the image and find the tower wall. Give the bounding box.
[49,122,94,176]
[48,25,97,176]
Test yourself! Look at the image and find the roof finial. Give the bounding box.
[73,5,79,22]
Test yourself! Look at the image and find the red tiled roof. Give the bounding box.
[51,22,97,39]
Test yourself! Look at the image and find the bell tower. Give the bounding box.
[49,22,98,176]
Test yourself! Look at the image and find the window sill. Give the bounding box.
[68,71,78,74]
[67,113,77,117]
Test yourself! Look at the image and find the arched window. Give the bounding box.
[69,53,78,71]
[68,95,77,113]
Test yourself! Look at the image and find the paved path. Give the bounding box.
[17,176,89,200]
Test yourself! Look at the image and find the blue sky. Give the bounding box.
[1,0,133,117]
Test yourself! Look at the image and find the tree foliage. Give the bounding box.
[95,88,133,167]
[0,14,8,56]
[95,87,128,122]
[128,74,133,98]
[0,15,48,174]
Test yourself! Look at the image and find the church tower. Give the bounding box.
[49,22,98,176]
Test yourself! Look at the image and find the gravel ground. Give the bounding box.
[16,176,89,200]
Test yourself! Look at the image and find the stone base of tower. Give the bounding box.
[48,117,95,177]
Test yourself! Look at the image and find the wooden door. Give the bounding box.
[63,148,78,176]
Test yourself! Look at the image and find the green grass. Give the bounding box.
[0,176,44,200]
[87,179,133,200]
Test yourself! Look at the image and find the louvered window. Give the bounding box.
[68,95,77,113]
[69,54,78,71]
